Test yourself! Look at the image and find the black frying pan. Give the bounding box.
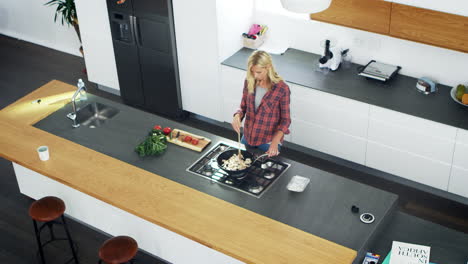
[217,149,254,178]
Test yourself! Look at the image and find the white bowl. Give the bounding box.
[450,87,468,107]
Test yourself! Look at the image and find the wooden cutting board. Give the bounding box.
[167,129,211,152]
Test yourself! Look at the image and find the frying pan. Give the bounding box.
[217,149,254,178]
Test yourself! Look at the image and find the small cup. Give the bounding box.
[37,146,49,161]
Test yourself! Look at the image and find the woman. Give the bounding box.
[232,50,291,157]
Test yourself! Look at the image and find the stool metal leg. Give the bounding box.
[46,222,55,240]
[61,215,79,264]
[32,220,46,264]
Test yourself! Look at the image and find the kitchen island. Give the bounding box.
[0,80,398,264]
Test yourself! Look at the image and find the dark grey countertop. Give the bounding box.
[222,48,468,130]
[34,94,398,256]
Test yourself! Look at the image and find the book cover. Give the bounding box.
[390,241,431,264]
[384,251,437,264]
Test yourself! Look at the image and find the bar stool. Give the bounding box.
[98,236,138,264]
[29,196,79,264]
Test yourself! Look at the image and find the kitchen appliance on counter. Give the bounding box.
[358,60,401,82]
[416,77,437,94]
[318,39,348,71]
[187,142,290,198]
[107,0,186,119]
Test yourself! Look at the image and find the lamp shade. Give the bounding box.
[280,0,332,13]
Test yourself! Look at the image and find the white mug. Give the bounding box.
[37,146,49,161]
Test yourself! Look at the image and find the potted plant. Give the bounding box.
[45,0,83,55]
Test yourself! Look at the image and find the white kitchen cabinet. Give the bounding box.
[74,0,120,90]
[288,83,369,164]
[366,141,452,190]
[293,118,367,164]
[448,167,468,198]
[449,129,468,198]
[368,106,457,163]
[173,0,223,121]
[290,83,369,138]
[367,105,457,190]
[220,66,246,122]
[172,0,253,122]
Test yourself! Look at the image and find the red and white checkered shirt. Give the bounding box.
[236,80,291,146]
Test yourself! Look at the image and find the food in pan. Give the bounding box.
[221,154,252,171]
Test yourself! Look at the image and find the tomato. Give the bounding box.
[191,138,199,145]
[162,127,172,135]
[184,135,192,143]
[153,125,162,130]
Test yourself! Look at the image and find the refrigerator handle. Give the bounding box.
[130,15,141,46]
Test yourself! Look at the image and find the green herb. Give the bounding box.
[135,129,168,157]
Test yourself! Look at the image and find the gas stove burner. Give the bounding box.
[210,159,219,169]
[262,161,274,169]
[248,183,264,194]
[225,178,234,185]
[264,172,275,179]
[187,142,290,198]
[202,170,213,176]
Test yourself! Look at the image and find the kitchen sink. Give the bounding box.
[75,102,119,128]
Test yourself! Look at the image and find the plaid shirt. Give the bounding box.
[236,80,291,146]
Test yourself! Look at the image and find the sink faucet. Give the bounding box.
[67,79,87,128]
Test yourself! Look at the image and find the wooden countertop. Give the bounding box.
[0,80,357,264]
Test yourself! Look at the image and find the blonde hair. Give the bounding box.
[246,50,283,94]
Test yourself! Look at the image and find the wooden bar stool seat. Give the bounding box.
[98,236,138,264]
[29,196,79,264]
[29,196,65,222]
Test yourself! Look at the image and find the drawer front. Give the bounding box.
[292,119,367,164]
[448,166,468,198]
[367,118,456,164]
[290,83,369,116]
[366,141,451,190]
[456,128,468,145]
[291,96,369,138]
[369,105,457,139]
[452,139,468,170]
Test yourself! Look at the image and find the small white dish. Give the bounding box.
[287,175,310,192]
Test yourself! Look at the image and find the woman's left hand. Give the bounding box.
[266,143,280,157]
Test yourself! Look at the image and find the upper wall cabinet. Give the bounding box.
[310,0,392,35]
[389,0,468,17]
[390,3,468,53]
[311,1,468,53]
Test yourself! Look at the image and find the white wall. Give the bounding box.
[216,0,254,62]
[254,0,468,87]
[0,0,81,56]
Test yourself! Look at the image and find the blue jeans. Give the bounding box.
[241,136,281,152]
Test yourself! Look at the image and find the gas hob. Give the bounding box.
[187,142,290,198]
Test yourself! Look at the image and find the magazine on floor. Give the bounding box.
[389,241,431,264]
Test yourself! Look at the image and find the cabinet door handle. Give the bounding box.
[130,15,141,46]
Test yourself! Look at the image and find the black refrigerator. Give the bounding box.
[107,0,185,119]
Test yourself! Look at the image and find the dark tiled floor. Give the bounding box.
[1,34,467,263]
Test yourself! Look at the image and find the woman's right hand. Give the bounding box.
[231,114,242,133]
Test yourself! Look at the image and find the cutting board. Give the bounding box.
[167,129,211,152]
